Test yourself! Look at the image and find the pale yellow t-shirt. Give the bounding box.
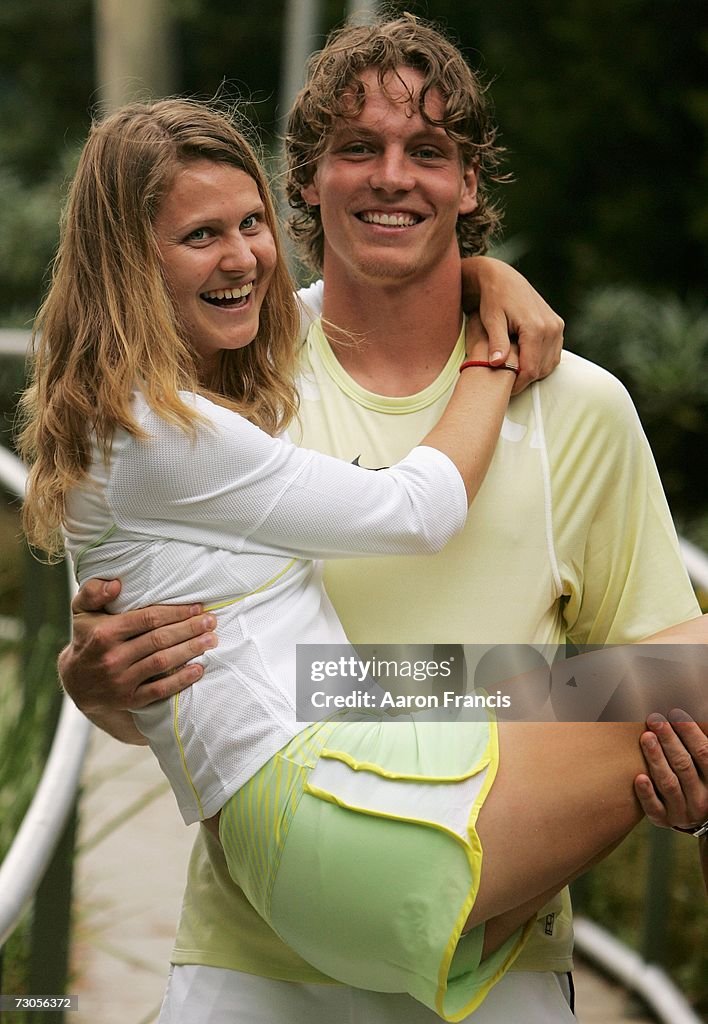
[171,321,699,979]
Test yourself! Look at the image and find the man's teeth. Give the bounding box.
[202,283,253,301]
[360,211,419,227]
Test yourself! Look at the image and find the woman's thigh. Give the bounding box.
[470,721,645,925]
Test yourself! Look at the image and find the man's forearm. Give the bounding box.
[84,707,148,745]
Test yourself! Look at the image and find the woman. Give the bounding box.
[19,99,707,1022]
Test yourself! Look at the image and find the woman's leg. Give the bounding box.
[468,720,646,933]
[469,613,708,938]
[478,832,628,959]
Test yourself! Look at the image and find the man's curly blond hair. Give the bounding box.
[285,13,506,273]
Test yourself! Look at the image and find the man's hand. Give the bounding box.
[461,256,564,394]
[634,710,708,830]
[59,578,217,716]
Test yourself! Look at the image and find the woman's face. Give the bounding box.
[154,159,277,371]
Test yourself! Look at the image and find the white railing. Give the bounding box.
[0,446,89,948]
[573,918,703,1024]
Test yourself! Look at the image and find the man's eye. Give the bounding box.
[342,142,370,155]
[414,147,441,160]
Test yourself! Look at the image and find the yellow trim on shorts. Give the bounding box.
[438,718,502,1019]
[318,746,489,783]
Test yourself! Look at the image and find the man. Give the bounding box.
[60,14,707,1022]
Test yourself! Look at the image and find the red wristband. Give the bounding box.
[459,359,520,377]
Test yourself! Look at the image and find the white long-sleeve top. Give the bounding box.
[64,391,467,822]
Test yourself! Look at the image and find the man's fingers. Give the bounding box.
[100,602,208,643]
[130,661,207,708]
[119,625,218,694]
[71,578,121,614]
[641,715,708,827]
[663,710,708,770]
[634,773,670,827]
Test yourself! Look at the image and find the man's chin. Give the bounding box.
[353,254,425,285]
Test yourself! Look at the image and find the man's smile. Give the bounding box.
[357,210,423,227]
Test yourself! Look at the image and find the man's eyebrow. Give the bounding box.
[331,123,376,141]
[332,122,452,144]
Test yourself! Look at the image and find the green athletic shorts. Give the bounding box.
[219,715,530,1021]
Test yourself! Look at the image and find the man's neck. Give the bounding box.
[320,264,464,398]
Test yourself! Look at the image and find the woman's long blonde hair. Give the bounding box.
[19,98,300,557]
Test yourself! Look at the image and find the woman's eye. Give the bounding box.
[185,227,211,243]
[241,214,258,230]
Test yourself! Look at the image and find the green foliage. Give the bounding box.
[0,503,72,997]
[465,0,708,315]
[0,0,91,326]
[0,609,67,1006]
[0,0,93,177]
[0,167,62,328]
[570,286,708,519]
[174,0,291,138]
[0,629,62,862]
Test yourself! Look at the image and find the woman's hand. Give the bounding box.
[461,256,564,394]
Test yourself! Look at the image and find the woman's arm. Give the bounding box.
[115,346,515,562]
[460,256,564,393]
[298,258,564,393]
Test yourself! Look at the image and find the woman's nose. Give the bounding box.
[219,233,257,273]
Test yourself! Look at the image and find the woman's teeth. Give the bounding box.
[201,283,253,305]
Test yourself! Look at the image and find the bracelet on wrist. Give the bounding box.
[459,359,520,377]
[672,819,708,839]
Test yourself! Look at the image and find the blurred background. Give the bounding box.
[0,0,707,1019]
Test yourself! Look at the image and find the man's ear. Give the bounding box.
[301,175,321,207]
[458,164,478,215]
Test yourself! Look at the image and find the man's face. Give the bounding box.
[301,66,478,287]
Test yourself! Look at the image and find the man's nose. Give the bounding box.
[369,149,415,193]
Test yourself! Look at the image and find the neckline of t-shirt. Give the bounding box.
[308,318,466,414]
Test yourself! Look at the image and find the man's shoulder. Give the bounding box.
[536,350,637,423]
[550,349,625,391]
